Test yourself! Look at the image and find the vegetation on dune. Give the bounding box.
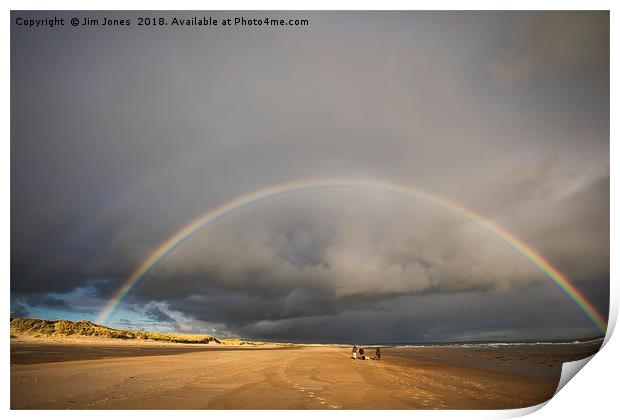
[217,337,271,345]
[10,317,220,344]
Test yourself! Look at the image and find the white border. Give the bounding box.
[3,2,617,420]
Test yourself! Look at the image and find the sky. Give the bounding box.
[11,11,609,343]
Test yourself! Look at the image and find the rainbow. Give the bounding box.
[96,178,607,334]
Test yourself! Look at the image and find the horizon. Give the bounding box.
[10,316,607,345]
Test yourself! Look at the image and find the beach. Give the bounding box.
[10,338,601,409]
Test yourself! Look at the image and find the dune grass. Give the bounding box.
[10,317,220,344]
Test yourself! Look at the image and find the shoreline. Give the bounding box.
[11,330,604,348]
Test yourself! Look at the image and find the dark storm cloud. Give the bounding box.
[21,294,71,311]
[229,283,603,343]
[163,288,338,327]
[488,12,609,86]
[125,180,608,335]
[10,302,30,318]
[11,11,609,341]
[142,302,179,325]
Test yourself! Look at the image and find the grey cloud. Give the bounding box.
[11,11,608,341]
[143,302,179,325]
[11,302,30,318]
[231,283,603,343]
[488,12,609,86]
[22,294,71,311]
[126,183,606,330]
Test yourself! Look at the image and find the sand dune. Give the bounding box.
[10,317,221,344]
[10,317,288,346]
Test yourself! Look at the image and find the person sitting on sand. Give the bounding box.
[375,347,381,361]
[359,347,365,360]
[352,345,357,359]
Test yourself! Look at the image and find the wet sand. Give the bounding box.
[11,342,296,365]
[10,340,601,409]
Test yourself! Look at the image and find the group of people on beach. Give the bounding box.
[351,345,381,361]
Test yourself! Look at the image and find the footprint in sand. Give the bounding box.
[282,364,340,409]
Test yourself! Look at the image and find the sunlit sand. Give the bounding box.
[11,334,601,409]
